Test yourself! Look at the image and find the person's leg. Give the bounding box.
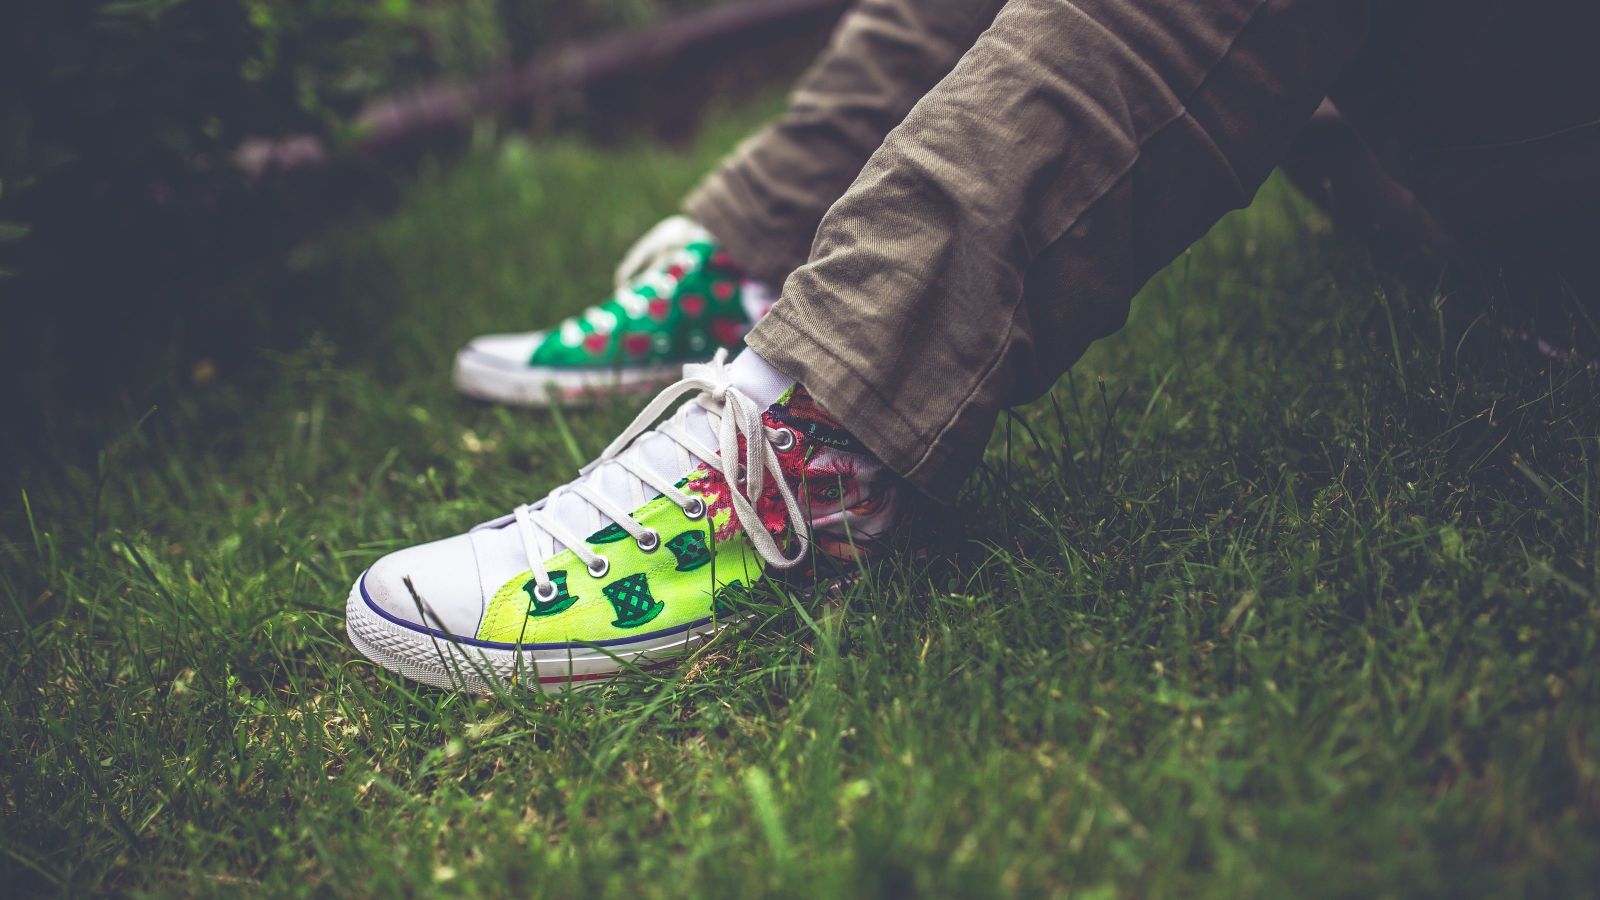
[748,0,1371,501]
[684,0,1009,286]
[454,0,1006,407]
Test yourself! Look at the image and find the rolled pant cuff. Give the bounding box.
[682,179,808,289]
[745,306,974,504]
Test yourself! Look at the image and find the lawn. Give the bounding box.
[4,96,1599,896]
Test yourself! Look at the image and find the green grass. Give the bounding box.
[5,96,1600,897]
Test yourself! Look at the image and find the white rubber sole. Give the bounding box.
[344,573,732,695]
[452,347,692,408]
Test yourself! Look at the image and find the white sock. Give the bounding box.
[740,279,779,322]
[723,346,793,407]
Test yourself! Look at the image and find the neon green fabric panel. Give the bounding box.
[476,493,765,644]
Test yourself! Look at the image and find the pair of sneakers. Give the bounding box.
[348,218,901,693]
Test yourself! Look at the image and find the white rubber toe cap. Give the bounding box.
[361,534,486,639]
[460,331,544,368]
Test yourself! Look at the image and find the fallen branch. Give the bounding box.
[237,0,849,176]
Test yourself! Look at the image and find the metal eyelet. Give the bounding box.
[771,428,796,452]
[586,556,610,578]
[534,581,559,602]
[636,530,660,552]
[682,497,706,519]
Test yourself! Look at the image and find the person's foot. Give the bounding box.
[453,216,777,407]
[349,350,899,693]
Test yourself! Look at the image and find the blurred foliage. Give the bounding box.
[0,0,725,279]
[0,0,729,473]
[2,0,382,282]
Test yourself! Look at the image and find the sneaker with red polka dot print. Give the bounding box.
[453,216,778,407]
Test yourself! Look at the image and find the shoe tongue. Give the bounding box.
[539,350,796,550]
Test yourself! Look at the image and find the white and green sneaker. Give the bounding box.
[453,216,776,407]
[350,350,900,693]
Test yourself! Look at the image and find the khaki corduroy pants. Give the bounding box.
[687,0,1599,501]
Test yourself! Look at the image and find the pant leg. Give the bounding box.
[683,0,1007,286]
[748,0,1370,501]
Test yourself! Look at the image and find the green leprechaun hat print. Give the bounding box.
[666,529,712,571]
[603,573,665,629]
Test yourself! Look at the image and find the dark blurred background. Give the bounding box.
[0,0,842,486]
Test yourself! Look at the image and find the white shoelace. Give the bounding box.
[511,349,808,601]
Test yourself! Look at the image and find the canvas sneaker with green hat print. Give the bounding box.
[352,349,901,693]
